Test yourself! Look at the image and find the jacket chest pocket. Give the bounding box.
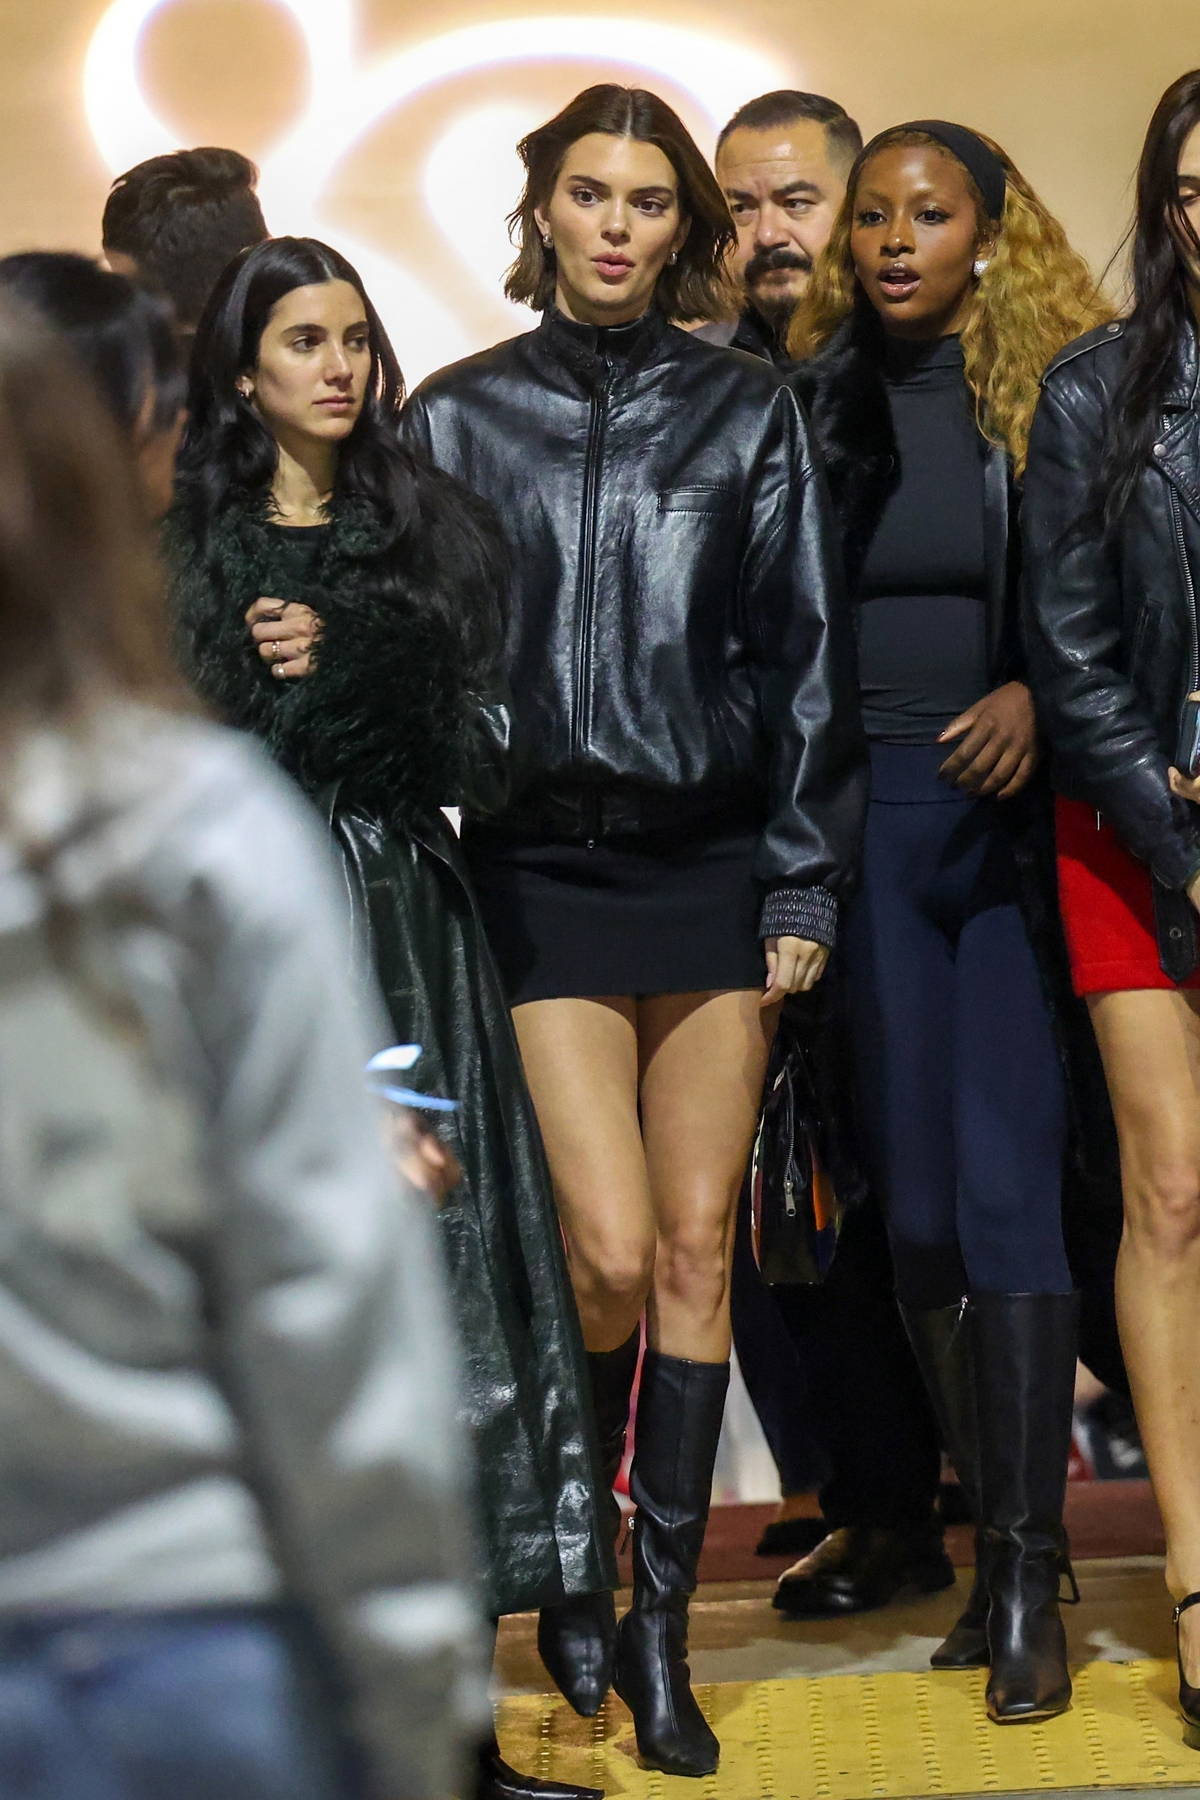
[657,487,738,517]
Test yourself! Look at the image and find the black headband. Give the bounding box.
[861,119,1007,221]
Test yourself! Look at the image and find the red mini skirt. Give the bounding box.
[1055,796,1200,995]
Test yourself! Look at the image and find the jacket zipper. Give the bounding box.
[571,355,614,771]
[1167,485,1200,696]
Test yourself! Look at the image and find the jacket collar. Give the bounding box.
[730,307,782,363]
[1163,317,1200,411]
[535,304,672,381]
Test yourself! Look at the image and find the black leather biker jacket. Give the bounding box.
[1022,319,1200,976]
[401,306,866,945]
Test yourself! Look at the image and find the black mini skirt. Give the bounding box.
[462,815,766,1005]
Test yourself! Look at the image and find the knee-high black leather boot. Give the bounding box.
[973,1291,1081,1723]
[900,1300,992,1669]
[613,1350,729,1778]
[537,1330,639,1716]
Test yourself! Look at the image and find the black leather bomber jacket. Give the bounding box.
[1022,319,1200,970]
[401,307,866,946]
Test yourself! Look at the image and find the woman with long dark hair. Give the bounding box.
[401,84,864,1778]
[1023,69,1200,1749]
[168,234,612,1800]
[788,122,1111,1724]
[0,295,483,1800]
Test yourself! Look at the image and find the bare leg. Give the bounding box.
[512,996,655,1353]
[1088,988,1200,1678]
[639,989,775,1362]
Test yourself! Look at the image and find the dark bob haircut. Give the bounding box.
[0,251,183,436]
[505,84,737,322]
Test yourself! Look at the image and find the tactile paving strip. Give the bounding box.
[496,1659,1199,1796]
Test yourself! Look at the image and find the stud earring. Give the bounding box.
[972,256,989,279]
[542,234,553,250]
[669,251,678,266]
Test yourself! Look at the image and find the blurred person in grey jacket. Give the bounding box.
[0,291,486,1799]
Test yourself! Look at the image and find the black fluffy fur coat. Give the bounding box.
[166,489,505,824]
[796,317,1126,1392]
[166,486,615,1617]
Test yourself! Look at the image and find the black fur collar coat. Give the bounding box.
[165,491,511,826]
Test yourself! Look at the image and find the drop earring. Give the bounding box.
[669,251,678,266]
[542,234,553,250]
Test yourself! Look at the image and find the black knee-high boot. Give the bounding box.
[973,1291,1081,1723]
[537,1330,639,1716]
[613,1350,729,1778]
[900,1300,992,1669]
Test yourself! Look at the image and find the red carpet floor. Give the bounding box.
[612,1479,1164,1586]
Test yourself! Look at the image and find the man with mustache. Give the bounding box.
[699,90,860,359]
[702,91,953,1625]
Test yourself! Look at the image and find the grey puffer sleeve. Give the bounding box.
[178,735,488,1800]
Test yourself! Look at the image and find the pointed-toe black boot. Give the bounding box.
[537,1330,639,1717]
[612,1349,729,1778]
[475,1735,603,1800]
[1173,1592,1200,1749]
[900,1300,990,1670]
[972,1291,1080,1724]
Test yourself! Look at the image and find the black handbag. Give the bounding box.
[749,993,866,1286]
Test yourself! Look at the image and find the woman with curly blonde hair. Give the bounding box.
[784,121,1112,1726]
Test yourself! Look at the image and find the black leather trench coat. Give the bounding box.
[1022,318,1200,979]
[166,494,615,1617]
[325,795,615,1615]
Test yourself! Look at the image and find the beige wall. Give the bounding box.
[7,0,1198,380]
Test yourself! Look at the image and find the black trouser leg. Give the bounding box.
[774,1197,942,1531]
[730,1175,828,1497]
[537,1330,639,1717]
[614,1351,729,1778]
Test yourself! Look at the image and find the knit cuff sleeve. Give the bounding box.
[759,884,839,949]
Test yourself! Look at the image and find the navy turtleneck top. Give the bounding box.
[855,333,990,745]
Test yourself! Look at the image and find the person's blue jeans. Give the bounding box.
[0,1606,363,1800]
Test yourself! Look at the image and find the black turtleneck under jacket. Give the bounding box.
[400,306,866,948]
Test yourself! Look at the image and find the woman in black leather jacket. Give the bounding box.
[1023,69,1200,1746]
[166,236,613,1800]
[789,121,1109,1727]
[402,83,864,1779]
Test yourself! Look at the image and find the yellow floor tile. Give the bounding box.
[496,1659,1198,1797]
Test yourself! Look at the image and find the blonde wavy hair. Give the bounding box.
[787,129,1111,475]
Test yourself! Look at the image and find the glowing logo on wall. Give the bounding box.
[84,0,789,379]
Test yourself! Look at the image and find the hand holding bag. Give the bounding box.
[749,993,866,1286]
